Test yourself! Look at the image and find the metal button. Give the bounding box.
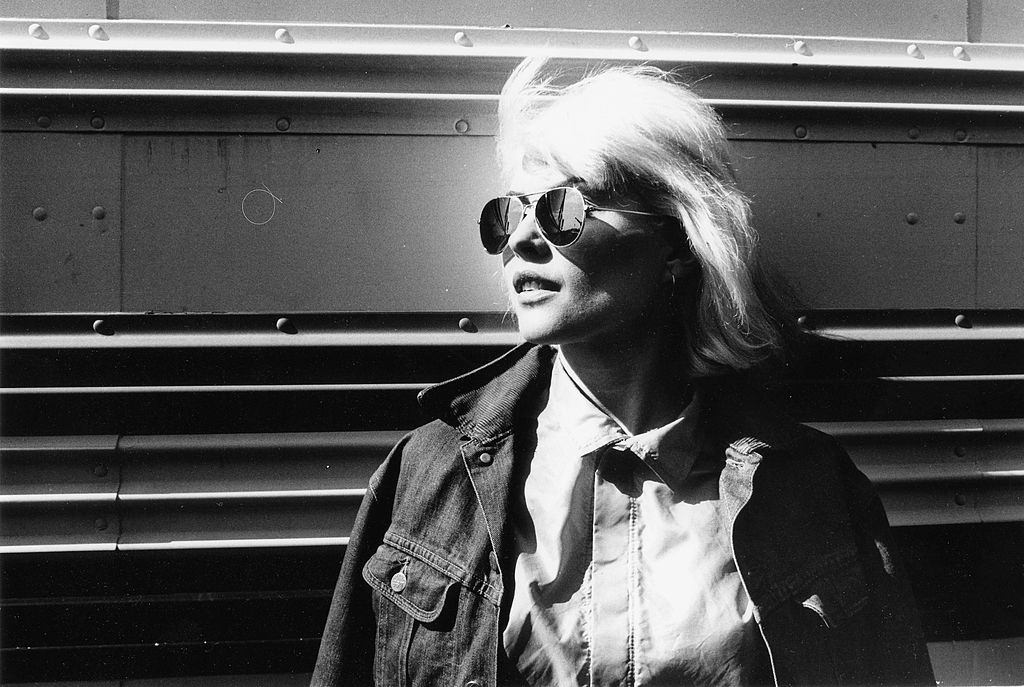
[477,452,493,466]
[390,571,407,593]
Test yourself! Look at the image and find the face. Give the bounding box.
[500,167,677,349]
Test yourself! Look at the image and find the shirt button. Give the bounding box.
[390,571,407,593]
[477,452,493,466]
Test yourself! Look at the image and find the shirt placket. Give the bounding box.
[590,448,640,687]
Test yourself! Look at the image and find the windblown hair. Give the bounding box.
[497,57,782,376]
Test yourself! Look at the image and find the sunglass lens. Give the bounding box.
[479,196,523,254]
[536,187,586,246]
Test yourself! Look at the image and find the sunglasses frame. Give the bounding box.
[479,186,670,255]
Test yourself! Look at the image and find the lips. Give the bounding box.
[513,272,560,294]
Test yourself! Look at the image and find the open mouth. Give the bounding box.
[514,273,560,294]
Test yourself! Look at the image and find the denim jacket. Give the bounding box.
[312,344,935,687]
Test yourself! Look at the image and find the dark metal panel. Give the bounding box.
[735,141,976,309]
[0,502,118,552]
[0,435,119,499]
[121,135,507,312]
[0,133,121,313]
[115,0,969,41]
[977,146,1024,308]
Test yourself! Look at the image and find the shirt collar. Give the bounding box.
[552,352,703,492]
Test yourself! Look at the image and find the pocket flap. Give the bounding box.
[363,542,457,623]
[799,559,869,629]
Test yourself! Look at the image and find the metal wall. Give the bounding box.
[2,7,1023,686]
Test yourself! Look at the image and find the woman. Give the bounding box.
[312,59,934,686]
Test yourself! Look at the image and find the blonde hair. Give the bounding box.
[496,58,782,376]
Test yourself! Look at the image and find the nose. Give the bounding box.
[504,207,551,262]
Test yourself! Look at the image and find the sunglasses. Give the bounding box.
[478,186,670,255]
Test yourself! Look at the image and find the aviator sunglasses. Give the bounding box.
[478,186,670,255]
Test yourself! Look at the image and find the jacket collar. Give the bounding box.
[417,343,557,442]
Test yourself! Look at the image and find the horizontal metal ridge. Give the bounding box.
[2,384,426,394]
[5,89,1024,116]
[3,20,1024,73]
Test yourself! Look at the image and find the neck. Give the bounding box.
[560,328,691,434]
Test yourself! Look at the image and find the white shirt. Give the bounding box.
[502,355,768,686]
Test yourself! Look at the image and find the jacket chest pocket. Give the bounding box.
[363,541,494,687]
[791,554,872,685]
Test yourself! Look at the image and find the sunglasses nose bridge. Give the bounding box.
[506,202,550,254]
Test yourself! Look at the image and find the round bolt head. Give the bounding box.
[793,40,812,56]
[92,206,107,220]
[454,31,473,47]
[793,125,808,139]
[276,117,291,132]
[93,319,114,336]
[953,212,967,224]
[90,116,105,130]
[953,46,969,61]
[88,24,109,41]
[276,317,297,334]
[458,317,478,333]
[94,517,109,531]
[954,314,972,329]
[390,571,407,592]
[906,43,924,59]
[454,119,470,134]
[274,28,294,44]
[954,493,967,506]
[628,35,648,52]
[93,464,109,477]
[954,446,967,458]
[954,129,968,142]
[32,206,48,221]
[28,23,48,40]
[905,212,919,225]
[908,127,920,139]
[36,115,51,128]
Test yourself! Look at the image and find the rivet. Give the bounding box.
[95,518,109,530]
[954,446,967,458]
[32,207,48,221]
[390,571,407,592]
[90,116,105,130]
[274,28,294,44]
[92,206,106,220]
[793,40,812,56]
[454,119,470,134]
[796,315,808,328]
[36,115,51,128]
[953,212,966,224]
[88,24,109,41]
[954,129,968,142]
[793,125,808,139]
[276,117,290,132]
[93,464,108,477]
[952,46,969,61]
[954,493,967,506]
[458,317,478,333]
[28,23,48,40]
[905,212,919,225]
[628,35,648,52]
[276,317,297,334]
[454,31,473,47]
[906,43,924,59]
[478,452,493,466]
[908,127,920,139]
[93,319,114,335]
[954,314,971,329]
